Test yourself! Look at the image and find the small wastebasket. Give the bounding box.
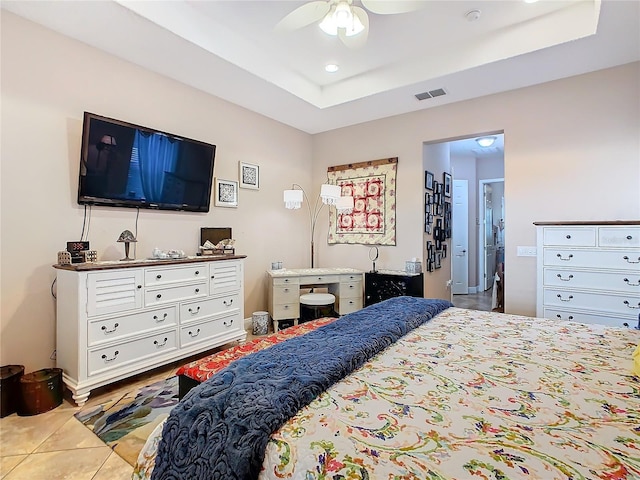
[17,368,63,416]
[1,365,25,417]
[252,311,269,335]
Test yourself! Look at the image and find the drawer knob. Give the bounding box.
[188,329,201,337]
[188,306,201,315]
[556,254,573,261]
[101,323,119,334]
[555,314,574,320]
[623,256,640,264]
[195,270,200,275]
[284,288,289,292]
[556,274,574,282]
[153,313,168,322]
[557,294,573,302]
[195,288,200,293]
[623,278,640,287]
[223,299,234,306]
[154,337,168,347]
[101,351,119,363]
[211,275,215,279]
[224,318,234,327]
[627,235,633,240]
[137,285,142,289]
[156,274,162,279]
[284,279,289,283]
[566,235,571,239]
[156,294,162,299]
[623,300,640,309]
[623,322,630,328]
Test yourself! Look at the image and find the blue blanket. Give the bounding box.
[151,296,453,480]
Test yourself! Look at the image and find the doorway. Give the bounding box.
[449,134,504,311]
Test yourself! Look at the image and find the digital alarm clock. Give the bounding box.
[66,241,90,263]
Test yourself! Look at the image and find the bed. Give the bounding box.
[134,297,640,480]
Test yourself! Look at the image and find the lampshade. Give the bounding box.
[320,184,341,205]
[117,229,137,243]
[476,136,496,147]
[336,195,354,214]
[319,1,365,37]
[284,189,303,209]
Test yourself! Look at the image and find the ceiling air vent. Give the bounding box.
[415,88,447,101]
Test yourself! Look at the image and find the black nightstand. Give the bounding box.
[364,270,424,307]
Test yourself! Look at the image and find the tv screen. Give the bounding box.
[78,112,216,212]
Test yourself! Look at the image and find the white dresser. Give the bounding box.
[54,256,246,405]
[535,222,640,328]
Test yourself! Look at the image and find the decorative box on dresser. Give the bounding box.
[53,256,246,406]
[535,221,640,328]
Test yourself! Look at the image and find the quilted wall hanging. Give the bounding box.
[327,157,397,246]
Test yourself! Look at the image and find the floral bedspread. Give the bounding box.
[135,308,640,479]
[261,308,640,479]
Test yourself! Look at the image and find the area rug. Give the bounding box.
[74,376,178,466]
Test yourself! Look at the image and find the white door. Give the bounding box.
[452,180,469,295]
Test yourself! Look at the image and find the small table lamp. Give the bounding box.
[117,230,137,261]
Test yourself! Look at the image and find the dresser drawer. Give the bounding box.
[599,227,640,247]
[145,281,208,306]
[272,276,300,287]
[338,297,362,315]
[145,264,206,287]
[338,281,363,299]
[272,303,299,320]
[543,288,640,316]
[543,228,596,247]
[543,268,640,294]
[180,294,240,324]
[543,248,640,271]
[271,285,299,304]
[88,329,177,376]
[88,306,177,346]
[180,314,241,348]
[340,273,363,282]
[544,308,638,328]
[298,274,340,285]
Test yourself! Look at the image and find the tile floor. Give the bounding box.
[451,288,496,312]
[0,327,259,480]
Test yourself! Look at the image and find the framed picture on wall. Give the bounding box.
[239,162,259,189]
[443,172,452,197]
[425,171,434,190]
[214,178,238,207]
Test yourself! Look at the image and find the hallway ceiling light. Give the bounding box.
[476,136,497,147]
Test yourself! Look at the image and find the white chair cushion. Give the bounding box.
[300,293,335,306]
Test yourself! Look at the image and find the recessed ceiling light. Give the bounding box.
[325,64,339,73]
[523,0,539,3]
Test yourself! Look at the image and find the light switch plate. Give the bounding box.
[517,246,537,257]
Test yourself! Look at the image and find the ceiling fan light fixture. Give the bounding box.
[319,1,364,37]
[476,136,497,147]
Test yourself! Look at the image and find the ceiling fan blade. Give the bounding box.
[338,7,369,49]
[361,0,426,15]
[275,1,331,31]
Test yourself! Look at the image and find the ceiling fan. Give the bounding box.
[275,0,426,48]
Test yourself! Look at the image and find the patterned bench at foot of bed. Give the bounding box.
[176,316,338,398]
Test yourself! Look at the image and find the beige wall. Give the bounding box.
[1,13,313,371]
[2,12,639,372]
[312,62,640,315]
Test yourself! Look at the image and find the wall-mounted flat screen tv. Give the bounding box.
[78,112,216,212]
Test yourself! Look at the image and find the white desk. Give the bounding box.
[267,268,363,331]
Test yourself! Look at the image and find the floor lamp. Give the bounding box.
[284,183,353,268]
